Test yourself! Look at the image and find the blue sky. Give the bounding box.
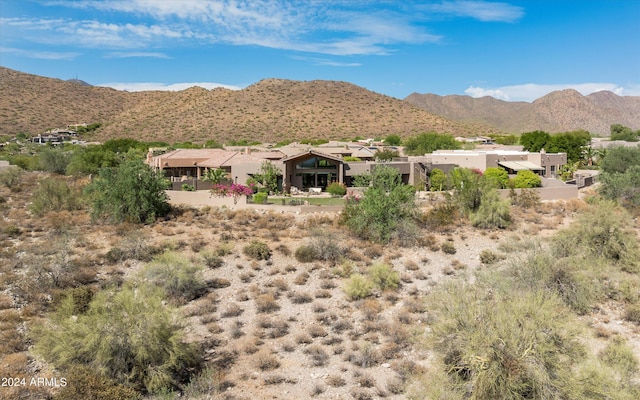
[1,0,639,102]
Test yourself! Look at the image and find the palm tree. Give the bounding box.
[203,168,226,185]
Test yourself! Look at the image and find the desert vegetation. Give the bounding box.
[0,140,639,400]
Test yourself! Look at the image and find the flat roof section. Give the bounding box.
[498,161,545,171]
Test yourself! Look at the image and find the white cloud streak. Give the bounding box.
[26,1,512,56]
[465,83,640,102]
[0,46,81,60]
[426,1,524,22]
[97,81,242,92]
[104,51,172,59]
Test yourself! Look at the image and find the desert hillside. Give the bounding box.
[405,89,640,135]
[0,67,495,143]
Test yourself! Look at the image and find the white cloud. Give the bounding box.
[290,55,361,67]
[426,1,524,22]
[31,1,472,56]
[104,51,172,59]
[464,83,638,102]
[0,46,81,60]
[98,82,242,92]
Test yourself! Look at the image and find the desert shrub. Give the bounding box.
[326,182,347,196]
[295,244,318,263]
[54,365,142,400]
[427,282,586,399]
[201,251,224,268]
[552,201,639,272]
[139,251,207,304]
[29,176,84,216]
[344,274,373,300]
[440,241,456,254]
[368,263,400,291]
[33,285,201,394]
[326,375,346,387]
[295,230,344,264]
[255,293,280,313]
[511,188,541,209]
[598,336,638,379]
[305,345,330,366]
[182,367,230,398]
[243,240,271,260]
[56,286,94,314]
[479,249,503,265]
[255,350,280,371]
[0,166,23,189]
[423,201,459,231]
[471,188,511,229]
[105,230,159,263]
[624,305,640,324]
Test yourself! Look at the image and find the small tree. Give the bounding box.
[384,134,402,146]
[84,156,170,224]
[39,147,71,175]
[374,148,400,161]
[471,188,511,229]
[203,168,227,185]
[251,161,281,194]
[342,165,416,243]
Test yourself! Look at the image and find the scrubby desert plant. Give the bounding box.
[368,263,400,291]
[139,251,207,304]
[33,285,201,394]
[243,240,271,260]
[426,282,588,399]
[344,274,373,300]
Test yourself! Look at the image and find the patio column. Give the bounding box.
[338,162,344,184]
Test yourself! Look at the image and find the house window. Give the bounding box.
[550,165,556,173]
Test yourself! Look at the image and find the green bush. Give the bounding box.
[427,283,586,399]
[368,263,400,290]
[471,188,511,229]
[0,166,23,189]
[243,240,271,260]
[33,285,201,394]
[29,177,84,216]
[253,192,268,204]
[342,165,416,243]
[344,274,373,300]
[598,336,638,378]
[429,168,448,191]
[294,244,318,263]
[511,170,542,188]
[84,157,170,224]
[139,251,207,304]
[326,182,347,196]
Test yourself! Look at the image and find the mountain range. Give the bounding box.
[1,66,637,143]
[405,89,640,135]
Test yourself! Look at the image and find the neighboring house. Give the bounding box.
[426,149,566,178]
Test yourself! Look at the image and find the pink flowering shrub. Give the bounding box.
[210,183,254,203]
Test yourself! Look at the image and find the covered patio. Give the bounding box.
[281,150,345,193]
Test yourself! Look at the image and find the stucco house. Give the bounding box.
[426,149,566,178]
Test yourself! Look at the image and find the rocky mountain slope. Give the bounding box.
[404,89,640,135]
[0,67,494,143]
